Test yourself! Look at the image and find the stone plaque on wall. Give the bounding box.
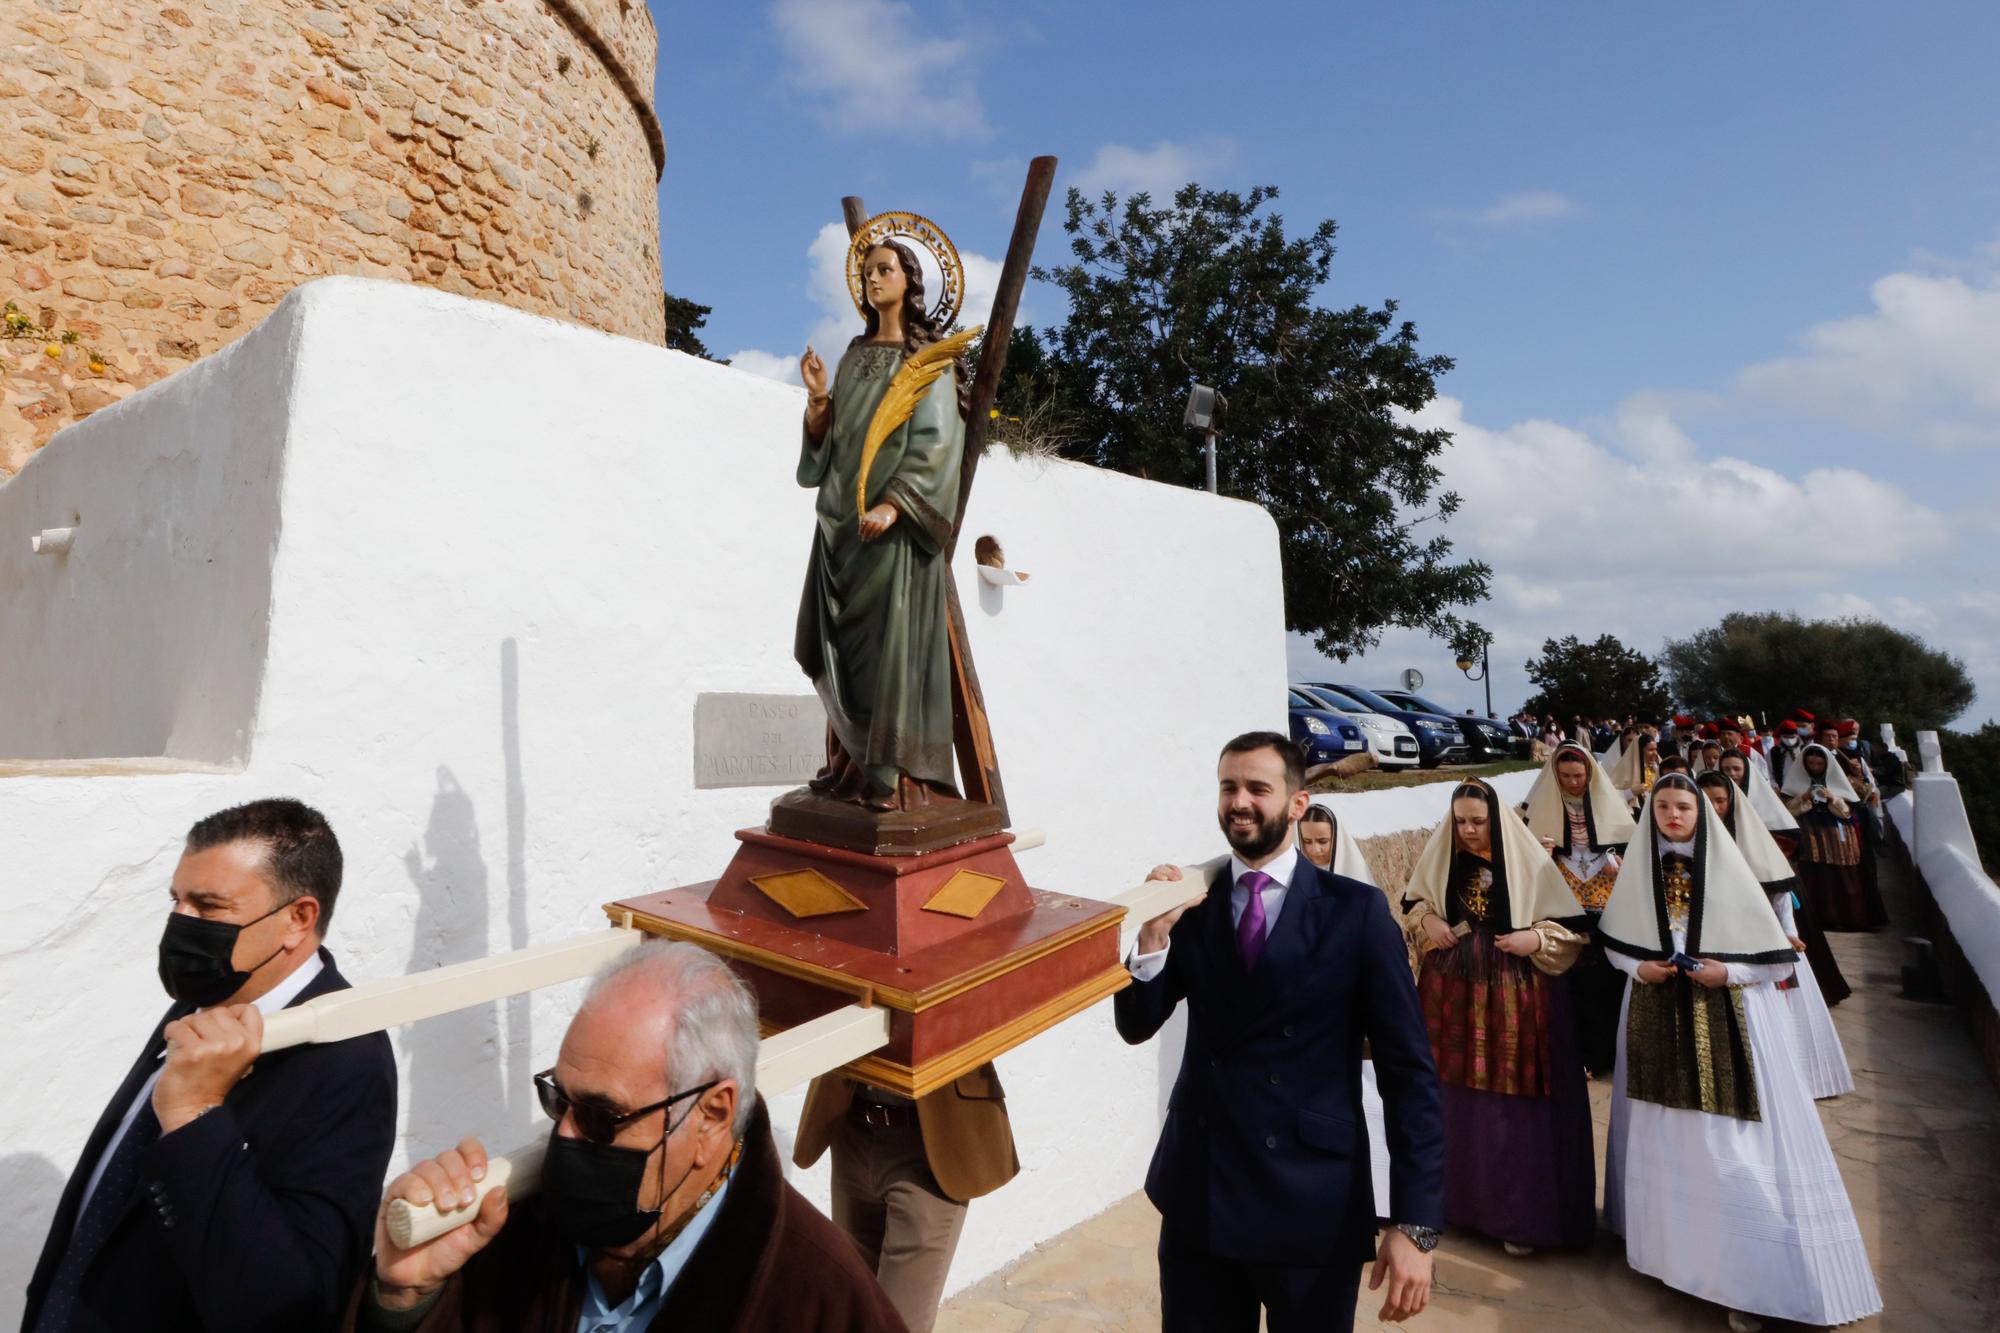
[694,693,827,788]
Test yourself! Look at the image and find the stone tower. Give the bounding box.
[0,0,665,473]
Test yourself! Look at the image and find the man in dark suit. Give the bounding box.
[1116,731,1444,1332]
[23,799,396,1333]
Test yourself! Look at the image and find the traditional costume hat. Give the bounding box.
[1836,719,1859,738]
[1779,743,1859,801]
[1523,742,1636,851]
[1404,779,1585,929]
[1598,774,1795,964]
[1302,803,1376,885]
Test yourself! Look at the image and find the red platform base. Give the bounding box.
[605,827,1128,1097]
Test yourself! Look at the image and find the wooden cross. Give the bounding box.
[840,157,1056,828]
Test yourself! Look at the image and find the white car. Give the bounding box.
[1293,684,1421,770]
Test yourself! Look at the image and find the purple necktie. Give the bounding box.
[1237,870,1272,970]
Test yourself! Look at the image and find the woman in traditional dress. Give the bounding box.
[1718,749,1849,1005]
[1782,745,1887,931]
[1697,772,1853,1098]
[1297,803,1399,1212]
[1522,742,1635,1078]
[1609,733,1661,809]
[1601,775,1880,1330]
[1403,780,1594,1254]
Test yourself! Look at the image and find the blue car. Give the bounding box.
[1287,688,1367,767]
[1309,682,1472,768]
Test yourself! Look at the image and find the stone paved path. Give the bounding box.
[939,857,2000,1331]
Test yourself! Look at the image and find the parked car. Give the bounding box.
[1287,688,1368,767]
[1372,688,1522,761]
[1292,683,1420,770]
[1309,682,1471,768]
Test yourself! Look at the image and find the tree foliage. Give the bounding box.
[1001,184,1489,659]
[1660,611,1975,728]
[1941,724,2000,873]
[663,292,725,362]
[1520,634,1672,721]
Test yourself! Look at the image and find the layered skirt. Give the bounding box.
[1417,931,1596,1248]
[1794,811,1886,931]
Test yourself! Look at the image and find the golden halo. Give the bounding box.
[846,211,966,330]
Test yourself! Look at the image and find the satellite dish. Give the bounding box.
[1401,668,1424,692]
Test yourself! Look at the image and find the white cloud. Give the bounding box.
[1737,249,2000,445]
[771,0,987,139]
[727,221,1015,383]
[1468,190,1577,226]
[1071,137,1236,200]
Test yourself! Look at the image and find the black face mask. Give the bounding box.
[157,900,291,1007]
[541,1105,699,1250]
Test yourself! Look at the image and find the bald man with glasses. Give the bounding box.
[346,942,905,1332]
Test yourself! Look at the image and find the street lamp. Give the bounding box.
[1184,384,1226,494]
[1455,639,1492,718]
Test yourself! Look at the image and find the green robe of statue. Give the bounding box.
[795,341,964,797]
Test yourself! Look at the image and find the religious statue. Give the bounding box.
[795,212,980,813]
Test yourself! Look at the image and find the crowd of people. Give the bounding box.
[25,712,1899,1333]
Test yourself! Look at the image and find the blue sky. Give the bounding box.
[649,1,2000,726]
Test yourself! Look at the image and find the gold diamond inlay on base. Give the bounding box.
[921,869,1009,920]
[749,868,868,919]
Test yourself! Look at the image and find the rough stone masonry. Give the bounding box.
[0,0,667,472]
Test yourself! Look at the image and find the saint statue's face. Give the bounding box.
[1703,784,1732,821]
[1556,758,1589,798]
[1297,820,1334,869]
[863,245,909,316]
[1653,786,1700,841]
[1451,796,1492,858]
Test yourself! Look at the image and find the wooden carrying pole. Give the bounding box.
[841,157,1056,822]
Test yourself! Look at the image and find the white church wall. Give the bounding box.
[0,277,1516,1315]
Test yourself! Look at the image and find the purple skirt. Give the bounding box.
[1439,969,1597,1248]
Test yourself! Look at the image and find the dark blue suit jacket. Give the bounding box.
[1114,856,1444,1266]
[22,949,396,1333]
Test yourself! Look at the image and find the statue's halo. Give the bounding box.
[846,211,966,331]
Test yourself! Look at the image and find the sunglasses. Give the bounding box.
[533,1069,719,1146]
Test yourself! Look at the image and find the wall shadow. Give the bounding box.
[0,1152,66,1328]
[401,765,503,1153]
[501,638,530,1126]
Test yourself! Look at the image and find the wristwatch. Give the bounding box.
[1393,1222,1441,1253]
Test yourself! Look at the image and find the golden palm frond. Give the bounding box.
[855,325,983,517]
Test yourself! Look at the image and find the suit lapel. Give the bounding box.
[1200,860,1248,1021]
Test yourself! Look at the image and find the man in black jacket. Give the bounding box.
[23,799,396,1333]
[1116,732,1445,1332]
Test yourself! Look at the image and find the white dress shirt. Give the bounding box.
[1127,844,1300,982]
[74,950,324,1226]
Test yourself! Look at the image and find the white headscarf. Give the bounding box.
[1722,756,1798,831]
[1601,736,1624,772]
[1404,779,1585,929]
[1704,775,1797,890]
[1522,743,1636,850]
[1778,743,1859,802]
[1598,774,1795,963]
[1300,804,1376,885]
[1607,734,1658,792]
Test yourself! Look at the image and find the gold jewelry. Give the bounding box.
[846,210,966,329]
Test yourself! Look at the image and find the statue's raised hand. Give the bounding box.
[801,346,828,400]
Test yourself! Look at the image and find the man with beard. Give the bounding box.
[346,943,904,1332]
[1115,732,1444,1331]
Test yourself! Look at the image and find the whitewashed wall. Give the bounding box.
[0,278,1499,1319]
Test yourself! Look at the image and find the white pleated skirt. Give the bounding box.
[1361,1059,1392,1209]
[1604,980,1880,1326]
[1785,959,1855,1100]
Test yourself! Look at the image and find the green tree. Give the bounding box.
[663,292,725,362]
[1661,612,1975,729]
[1940,724,2000,873]
[1003,184,1489,659]
[1520,634,1672,722]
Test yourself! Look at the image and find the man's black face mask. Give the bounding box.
[157,899,291,1007]
[541,1095,706,1249]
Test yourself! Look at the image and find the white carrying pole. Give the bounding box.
[384,1002,893,1248]
[259,928,646,1054]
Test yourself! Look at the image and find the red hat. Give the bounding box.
[1837,719,1859,737]
[1779,720,1798,734]
[1698,723,1720,739]
[1716,718,1742,733]
[1673,714,1696,728]
[1795,708,1816,723]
